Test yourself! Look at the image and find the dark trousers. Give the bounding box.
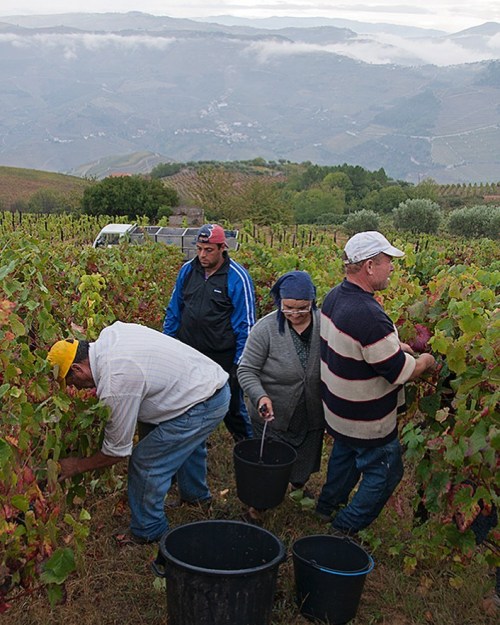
[224,365,253,442]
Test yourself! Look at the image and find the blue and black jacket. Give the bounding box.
[163,253,256,371]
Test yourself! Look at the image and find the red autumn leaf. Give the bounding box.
[407,323,432,352]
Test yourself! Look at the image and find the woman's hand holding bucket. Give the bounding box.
[258,397,275,422]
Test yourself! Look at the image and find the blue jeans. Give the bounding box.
[316,437,404,533]
[127,383,230,541]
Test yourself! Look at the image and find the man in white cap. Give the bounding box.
[316,231,436,535]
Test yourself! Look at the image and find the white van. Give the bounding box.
[92,223,136,248]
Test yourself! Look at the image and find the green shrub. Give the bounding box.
[343,209,379,235]
[393,198,441,233]
[447,204,500,239]
[150,162,183,178]
[156,205,173,220]
[81,176,179,220]
[28,189,68,214]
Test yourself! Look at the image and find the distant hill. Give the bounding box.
[0,13,499,183]
[2,12,446,37]
[195,15,446,37]
[0,166,90,207]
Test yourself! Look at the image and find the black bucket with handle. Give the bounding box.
[292,534,374,624]
[233,438,297,509]
[152,520,286,625]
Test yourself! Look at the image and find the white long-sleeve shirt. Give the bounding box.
[89,322,228,457]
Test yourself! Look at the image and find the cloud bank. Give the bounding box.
[247,32,500,67]
[0,29,499,67]
[0,32,176,54]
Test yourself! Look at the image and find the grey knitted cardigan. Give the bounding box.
[237,309,325,432]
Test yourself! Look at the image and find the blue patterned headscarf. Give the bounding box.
[270,270,317,334]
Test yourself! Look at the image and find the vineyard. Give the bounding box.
[0,213,498,623]
[434,183,500,199]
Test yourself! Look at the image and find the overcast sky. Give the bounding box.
[1,1,500,33]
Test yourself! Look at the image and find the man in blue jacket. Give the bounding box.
[164,223,255,442]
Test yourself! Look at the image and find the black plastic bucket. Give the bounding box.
[153,520,286,625]
[292,534,374,624]
[233,438,297,509]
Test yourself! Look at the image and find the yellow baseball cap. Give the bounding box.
[47,339,79,385]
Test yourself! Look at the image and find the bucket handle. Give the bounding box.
[259,419,269,462]
[150,552,168,578]
[310,553,375,577]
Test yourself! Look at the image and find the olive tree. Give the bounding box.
[343,210,379,235]
[393,198,441,234]
[448,205,500,239]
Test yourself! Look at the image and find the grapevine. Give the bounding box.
[0,216,498,610]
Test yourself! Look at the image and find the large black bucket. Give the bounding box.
[153,520,286,625]
[233,438,297,509]
[292,534,374,624]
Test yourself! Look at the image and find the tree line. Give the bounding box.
[2,160,499,239]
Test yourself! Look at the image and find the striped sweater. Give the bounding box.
[320,279,416,447]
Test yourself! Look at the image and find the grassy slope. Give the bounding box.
[2,427,497,625]
[0,166,90,207]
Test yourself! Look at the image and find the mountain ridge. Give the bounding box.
[0,13,499,183]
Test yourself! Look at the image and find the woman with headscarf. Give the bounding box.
[237,270,325,496]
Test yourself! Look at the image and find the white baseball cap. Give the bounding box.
[344,231,404,264]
